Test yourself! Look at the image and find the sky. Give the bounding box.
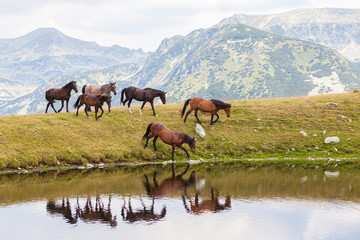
[0,0,360,52]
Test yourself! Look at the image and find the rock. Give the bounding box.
[86,163,94,168]
[312,134,317,137]
[325,171,340,177]
[195,124,206,139]
[324,136,340,144]
[323,130,326,135]
[326,102,338,108]
[300,130,307,137]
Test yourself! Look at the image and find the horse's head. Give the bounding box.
[160,92,167,104]
[189,137,196,153]
[72,81,79,93]
[225,104,231,117]
[110,82,117,95]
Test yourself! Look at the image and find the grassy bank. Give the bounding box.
[1,92,360,170]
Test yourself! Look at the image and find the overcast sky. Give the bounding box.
[0,0,359,51]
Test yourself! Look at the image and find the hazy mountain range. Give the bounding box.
[1,8,360,115]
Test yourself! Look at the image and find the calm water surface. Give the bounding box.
[1,162,360,240]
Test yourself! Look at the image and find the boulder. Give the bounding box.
[195,124,206,139]
[324,136,340,144]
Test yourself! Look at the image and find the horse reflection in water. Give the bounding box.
[78,195,117,228]
[46,195,117,228]
[182,187,231,215]
[144,163,196,198]
[46,198,78,224]
[121,198,167,223]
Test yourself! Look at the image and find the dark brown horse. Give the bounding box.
[82,82,117,113]
[121,198,166,223]
[144,163,196,198]
[182,187,231,215]
[143,122,196,161]
[181,97,231,125]
[45,81,78,113]
[73,94,111,120]
[121,86,166,116]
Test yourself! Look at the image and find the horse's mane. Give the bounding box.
[184,134,194,144]
[211,99,230,108]
[63,81,75,88]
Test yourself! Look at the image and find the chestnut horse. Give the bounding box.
[182,187,231,215]
[144,163,196,198]
[82,82,117,113]
[73,94,111,120]
[45,81,78,113]
[181,97,231,125]
[121,86,166,116]
[143,122,196,161]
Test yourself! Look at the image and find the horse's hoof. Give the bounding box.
[155,114,158,117]
[88,116,91,119]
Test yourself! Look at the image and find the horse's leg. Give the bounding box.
[58,100,64,113]
[66,99,69,112]
[107,100,111,113]
[85,104,91,119]
[179,145,190,159]
[143,174,151,196]
[171,145,176,161]
[45,103,51,113]
[212,113,220,125]
[139,101,147,115]
[128,98,133,113]
[152,136,158,151]
[122,98,129,112]
[183,109,193,123]
[150,101,157,116]
[95,107,98,120]
[181,163,190,176]
[144,134,153,149]
[98,106,104,118]
[50,102,57,113]
[194,109,202,124]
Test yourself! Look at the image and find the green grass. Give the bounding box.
[1,92,360,170]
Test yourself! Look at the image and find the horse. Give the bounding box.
[73,94,111,120]
[46,198,78,224]
[144,163,196,198]
[121,198,166,223]
[181,97,231,125]
[182,187,231,215]
[143,122,196,161]
[45,81,78,113]
[82,82,117,113]
[121,86,166,116]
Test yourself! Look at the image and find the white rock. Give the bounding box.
[325,171,340,177]
[195,124,206,139]
[300,130,308,137]
[324,136,340,144]
[86,163,94,168]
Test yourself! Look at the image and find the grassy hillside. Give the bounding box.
[1,92,360,170]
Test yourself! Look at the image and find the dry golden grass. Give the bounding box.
[1,92,360,169]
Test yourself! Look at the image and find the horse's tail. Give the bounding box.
[82,85,87,94]
[143,123,153,140]
[181,98,191,118]
[73,95,81,109]
[120,88,127,104]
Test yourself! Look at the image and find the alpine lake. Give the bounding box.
[1,160,360,240]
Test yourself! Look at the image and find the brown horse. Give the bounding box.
[182,187,231,215]
[121,86,166,116]
[73,94,111,120]
[121,198,166,223]
[181,97,231,125]
[45,81,78,113]
[82,82,117,113]
[144,163,196,198]
[143,122,196,161]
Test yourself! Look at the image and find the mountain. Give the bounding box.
[0,28,149,101]
[129,22,360,102]
[220,8,360,64]
[0,63,141,115]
